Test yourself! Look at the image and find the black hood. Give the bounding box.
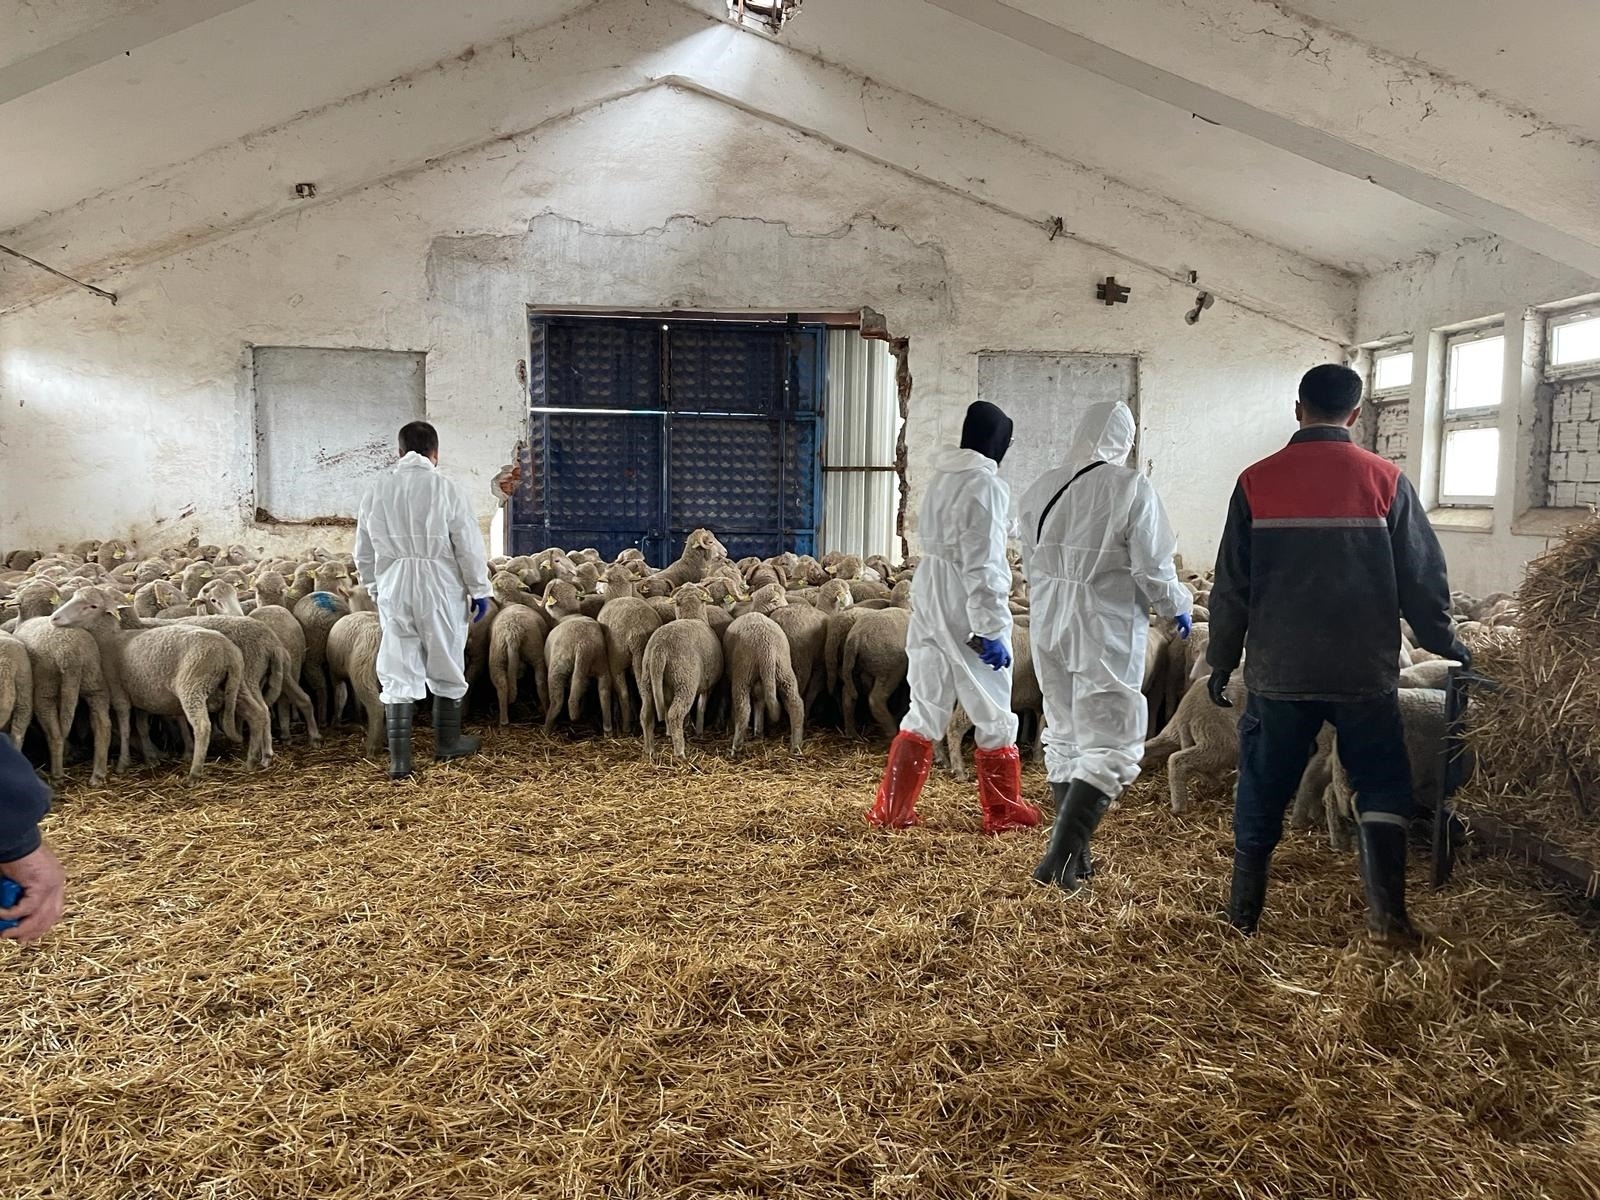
[960,401,1014,465]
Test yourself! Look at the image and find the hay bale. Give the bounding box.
[1461,516,1600,871]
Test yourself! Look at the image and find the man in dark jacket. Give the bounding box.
[1,734,65,943]
[1207,364,1465,944]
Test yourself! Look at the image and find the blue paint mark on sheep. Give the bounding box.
[312,593,339,612]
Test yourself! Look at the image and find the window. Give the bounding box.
[1547,309,1600,374]
[1438,327,1503,506]
[1371,345,1413,397]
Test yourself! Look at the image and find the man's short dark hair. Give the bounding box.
[399,420,438,457]
[1299,364,1363,418]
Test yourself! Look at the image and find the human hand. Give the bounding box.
[0,844,66,944]
[1175,613,1193,641]
[1207,669,1234,708]
[973,635,1012,671]
[470,597,490,624]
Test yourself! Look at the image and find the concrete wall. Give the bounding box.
[0,17,1343,568]
[1356,238,1600,596]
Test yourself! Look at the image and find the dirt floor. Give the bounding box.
[5,728,1599,1200]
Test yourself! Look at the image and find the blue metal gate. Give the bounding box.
[511,316,825,566]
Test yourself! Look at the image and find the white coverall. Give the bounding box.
[354,452,492,705]
[1019,402,1190,797]
[901,447,1020,751]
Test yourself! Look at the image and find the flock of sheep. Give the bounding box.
[0,533,1518,836]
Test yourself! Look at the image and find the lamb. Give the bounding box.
[652,529,730,591]
[817,579,859,697]
[595,569,661,733]
[840,607,912,738]
[13,613,113,784]
[541,581,613,736]
[199,580,320,745]
[724,584,804,755]
[326,612,385,754]
[1319,688,1451,852]
[293,590,351,725]
[770,591,830,712]
[0,629,34,744]
[50,586,244,781]
[253,571,289,609]
[162,613,282,769]
[489,600,552,725]
[1141,674,1249,812]
[640,584,725,758]
[179,561,216,600]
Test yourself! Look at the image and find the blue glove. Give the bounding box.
[972,635,1011,671]
[470,597,490,624]
[1175,612,1193,641]
[0,877,21,933]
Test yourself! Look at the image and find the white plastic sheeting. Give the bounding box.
[822,330,900,560]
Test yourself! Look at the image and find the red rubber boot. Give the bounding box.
[866,732,935,829]
[975,745,1042,835]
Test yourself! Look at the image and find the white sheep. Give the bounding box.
[14,611,113,784]
[640,584,725,759]
[0,629,35,744]
[724,584,804,756]
[595,568,661,734]
[326,611,385,755]
[840,607,911,739]
[541,581,613,736]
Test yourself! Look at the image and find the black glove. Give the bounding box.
[1448,640,1473,672]
[1207,669,1234,708]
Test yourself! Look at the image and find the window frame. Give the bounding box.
[1368,342,1414,403]
[1544,307,1600,381]
[1437,324,1505,508]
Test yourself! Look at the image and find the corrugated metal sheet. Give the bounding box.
[822,331,900,560]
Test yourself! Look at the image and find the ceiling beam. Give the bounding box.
[920,0,1600,278]
[0,0,260,107]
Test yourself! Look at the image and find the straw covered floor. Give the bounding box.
[6,728,1600,1199]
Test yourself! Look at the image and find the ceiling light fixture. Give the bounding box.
[728,0,802,33]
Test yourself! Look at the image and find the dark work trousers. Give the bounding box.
[1233,691,1413,858]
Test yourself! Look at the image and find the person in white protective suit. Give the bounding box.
[866,401,1042,834]
[1020,401,1191,890]
[354,420,493,779]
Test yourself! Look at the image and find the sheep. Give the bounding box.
[1141,674,1250,812]
[595,569,661,733]
[818,578,859,697]
[199,580,320,745]
[13,614,113,784]
[0,630,34,744]
[1399,659,1457,690]
[640,584,725,759]
[541,580,613,736]
[652,529,730,591]
[253,571,289,609]
[162,613,282,769]
[178,561,216,600]
[327,612,385,754]
[1321,688,1451,853]
[770,592,830,712]
[293,590,351,726]
[943,624,1045,780]
[840,607,912,738]
[50,587,245,780]
[489,602,552,725]
[723,585,804,756]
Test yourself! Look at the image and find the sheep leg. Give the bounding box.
[596,672,615,738]
[86,694,111,786]
[868,677,899,740]
[180,691,213,782]
[1167,747,1201,813]
[694,693,708,739]
[35,691,65,782]
[842,678,860,739]
[640,680,657,759]
[134,710,160,765]
[544,661,572,734]
[780,675,804,755]
[8,684,31,750]
[279,675,320,746]
[667,690,695,759]
[730,685,752,757]
[566,668,586,724]
[945,707,973,782]
[491,644,513,726]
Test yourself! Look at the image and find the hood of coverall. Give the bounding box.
[960,401,1014,465]
[1066,401,1136,469]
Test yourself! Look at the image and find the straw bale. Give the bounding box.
[3,729,1599,1199]
[1460,516,1600,875]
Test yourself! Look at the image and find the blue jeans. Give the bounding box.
[1233,692,1412,858]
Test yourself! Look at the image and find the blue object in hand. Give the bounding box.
[1175,612,1193,641]
[470,597,490,624]
[970,635,1012,671]
[0,876,22,932]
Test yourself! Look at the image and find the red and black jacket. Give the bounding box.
[1207,426,1455,701]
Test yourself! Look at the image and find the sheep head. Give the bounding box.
[684,529,729,564]
[749,583,788,615]
[543,579,582,618]
[671,583,712,622]
[52,585,121,628]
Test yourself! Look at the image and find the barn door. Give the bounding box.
[512,316,824,566]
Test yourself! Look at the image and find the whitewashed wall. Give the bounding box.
[0,69,1340,569]
[1356,238,1600,596]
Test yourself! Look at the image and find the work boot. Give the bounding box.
[1223,849,1271,935]
[866,731,935,829]
[974,745,1042,835]
[385,702,414,780]
[1357,819,1421,947]
[432,695,481,761]
[1032,779,1108,891]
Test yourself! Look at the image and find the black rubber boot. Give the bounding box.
[1357,819,1421,947]
[385,703,414,780]
[432,695,481,761]
[1032,780,1110,893]
[1224,849,1271,935]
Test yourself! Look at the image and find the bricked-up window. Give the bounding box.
[1542,308,1600,508]
[1439,326,1503,507]
[1366,343,1412,465]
